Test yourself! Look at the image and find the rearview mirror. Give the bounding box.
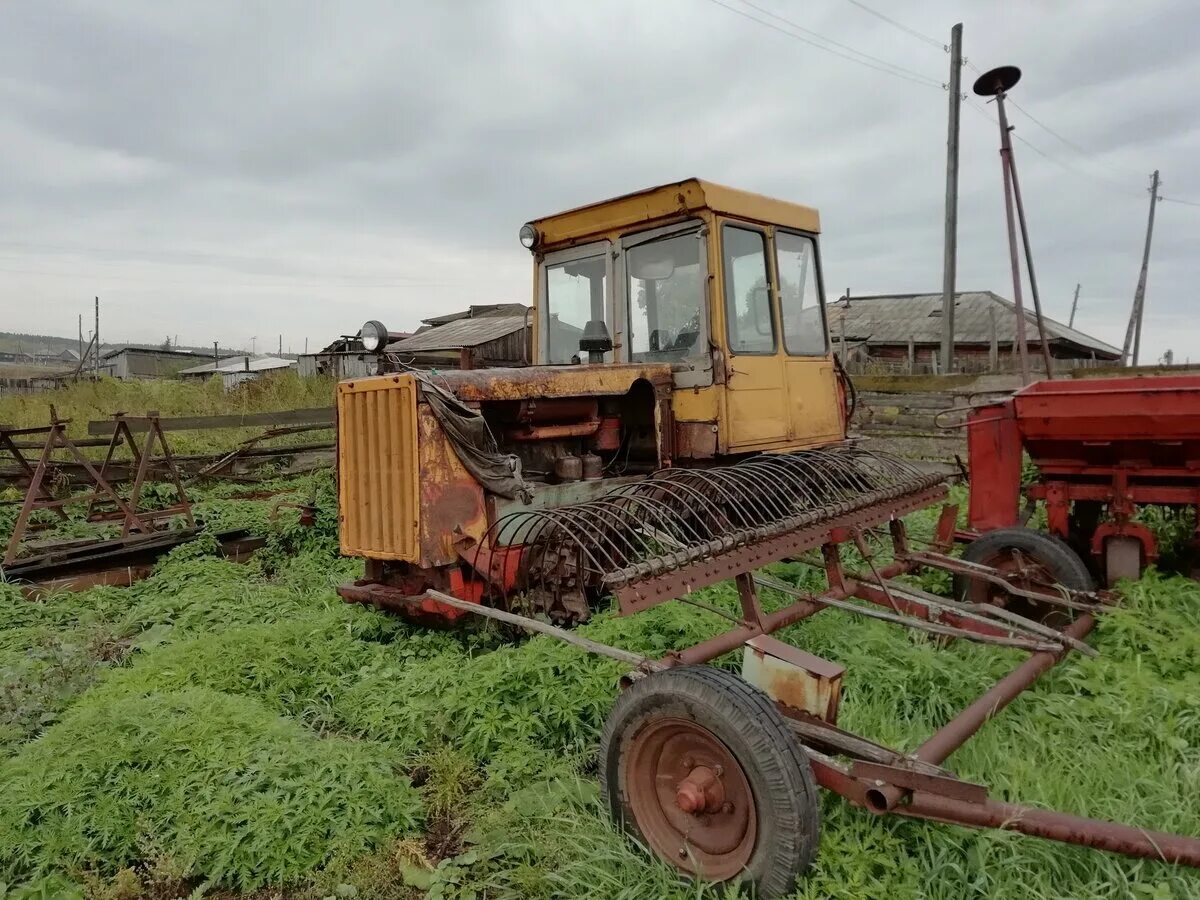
[750,285,772,336]
[630,249,677,282]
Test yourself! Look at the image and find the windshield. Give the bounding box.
[545,254,607,364]
[627,228,707,364]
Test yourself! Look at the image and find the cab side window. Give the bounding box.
[722,225,775,354]
[776,231,827,356]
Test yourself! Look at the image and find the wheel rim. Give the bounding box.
[624,716,756,880]
[967,546,1065,622]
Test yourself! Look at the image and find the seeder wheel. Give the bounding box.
[955,527,1093,620]
[600,666,819,898]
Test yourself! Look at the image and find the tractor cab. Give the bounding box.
[522,178,844,453]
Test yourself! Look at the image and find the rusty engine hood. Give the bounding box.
[431,363,674,402]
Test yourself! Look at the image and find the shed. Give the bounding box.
[829,291,1122,374]
[177,356,297,381]
[386,313,531,369]
[297,330,412,379]
[100,347,219,380]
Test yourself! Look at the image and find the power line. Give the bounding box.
[964,99,1144,199]
[702,0,945,90]
[840,0,946,51]
[734,0,945,86]
[1161,196,1200,208]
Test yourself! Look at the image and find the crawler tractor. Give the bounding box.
[336,180,1200,896]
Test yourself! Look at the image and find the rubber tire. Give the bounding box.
[955,527,1094,602]
[600,665,819,898]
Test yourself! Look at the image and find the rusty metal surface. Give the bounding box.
[3,414,194,567]
[896,791,1200,867]
[742,636,843,722]
[415,363,673,402]
[624,716,757,881]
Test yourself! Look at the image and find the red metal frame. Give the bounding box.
[967,374,1200,579]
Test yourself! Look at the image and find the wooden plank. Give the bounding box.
[88,407,334,436]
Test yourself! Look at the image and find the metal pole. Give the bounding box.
[93,297,100,377]
[994,96,1031,384]
[1000,104,1055,379]
[77,315,83,369]
[939,23,963,375]
[1068,283,1080,329]
[1122,170,1160,366]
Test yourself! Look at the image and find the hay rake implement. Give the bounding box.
[335,179,1200,896]
[341,447,1200,896]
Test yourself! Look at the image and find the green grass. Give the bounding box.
[0,472,1198,898]
[0,372,335,455]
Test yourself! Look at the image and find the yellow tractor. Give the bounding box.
[335,180,1199,895]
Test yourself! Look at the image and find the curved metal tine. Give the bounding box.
[738,456,829,516]
[808,448,882,497]
[720,458,806,520]
[652,468,761,532]
[497,508,615,596]
[622,477,737,541]
[586,494,707,576]
[768,451,847,502]
[591,491,713,551]
[539,504,640,577]
[563,499,666,576]
[771,452,858,509]
[720,459,799,524]
[688,465,783,528]
[473,509,550,608]
[844,448,909,489]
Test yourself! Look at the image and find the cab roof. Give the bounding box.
[529,178,821,250]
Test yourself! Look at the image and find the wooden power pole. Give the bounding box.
[1122,170,1160,366]
[1068,283,1080,329]
[93,297,100,377]
[939,23,963,375]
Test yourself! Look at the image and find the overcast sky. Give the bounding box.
[1,0,1196,360]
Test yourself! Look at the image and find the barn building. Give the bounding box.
[829,291,1122,374]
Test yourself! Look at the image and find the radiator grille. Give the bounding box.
[337,375,420,560]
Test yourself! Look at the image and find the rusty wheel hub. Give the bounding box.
[970,547,1063,623]
[625,717,756,880]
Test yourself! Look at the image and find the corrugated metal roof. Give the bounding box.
[421,303,528,327]
[387,316,528,352]
[178,356,297,375]
[829,291,1121,358]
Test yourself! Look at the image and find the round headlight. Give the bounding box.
[519,223,539,250]
[360,319,388,353]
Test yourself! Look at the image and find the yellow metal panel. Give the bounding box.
[531,179,820,250]
[337,375,420,561]
[699,181,820,234]
[671,385,720,422]
[783,358,845,445]
[434,363,672,401]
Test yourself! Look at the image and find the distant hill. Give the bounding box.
[0,332,250,357]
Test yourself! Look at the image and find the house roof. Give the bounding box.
[177,356,297,375]
[828,291,1121,359]
[387,316,528,353]
[421,303,528,327]
[102,346,217,360]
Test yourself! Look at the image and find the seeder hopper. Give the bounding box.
[335,180,1200,896]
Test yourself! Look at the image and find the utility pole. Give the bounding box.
[939,23,963,375]
[78,315,83,365]
[93,297,100,377]
[973,66,1054,383]
[1122,170,1160,366]
[1068,283,1080,329]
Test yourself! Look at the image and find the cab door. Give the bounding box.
[719,222,791,450]
[773,230,843,444]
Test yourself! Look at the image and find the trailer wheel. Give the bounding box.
[600,665,819,898]
[956,527,1093,616]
